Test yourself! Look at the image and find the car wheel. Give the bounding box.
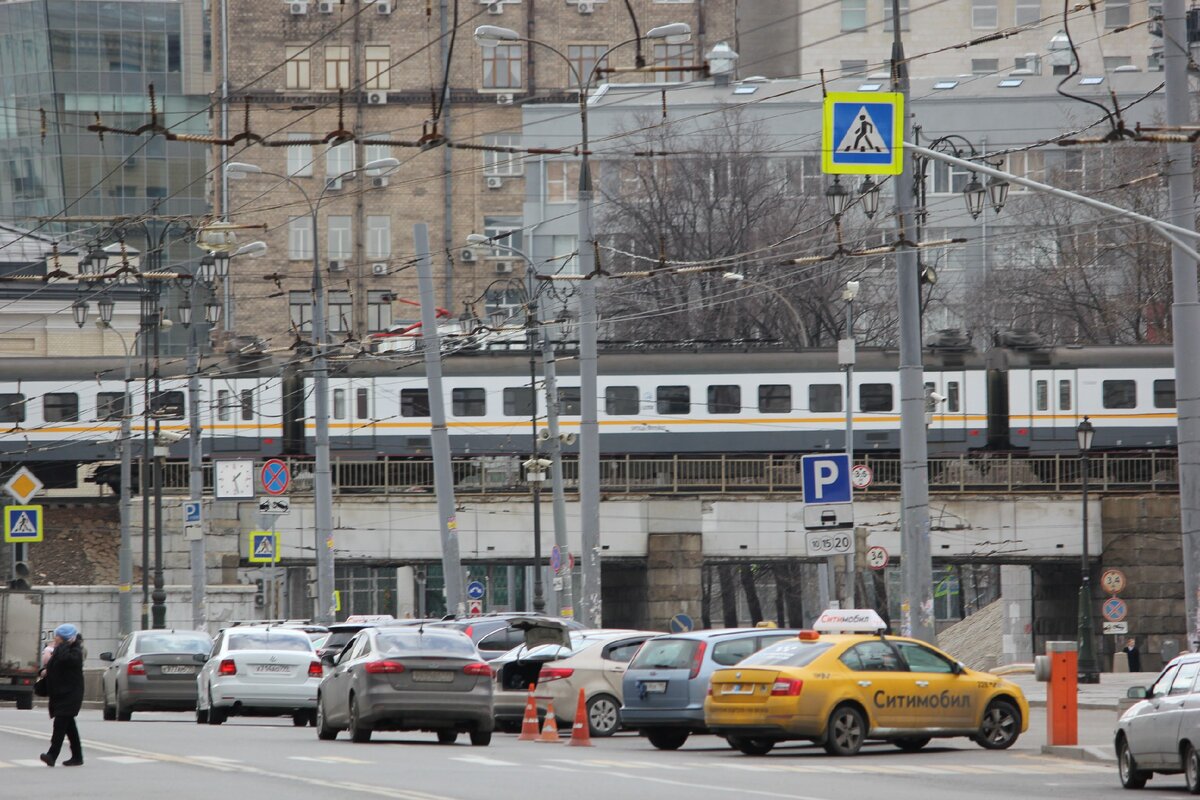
[195,706,209,725]
[470,730,492,746]
[823,704,866,756]
[292,711,309,728]
[437,731,458,744]
[976,699,1020,750]
[894,736,931,752]
[727,736,775,756]
[1117,736,1149,790]
[316,696,338,741]
[115,689,132,722]
[103,687,117,721]
[1186,744,1200,794]
[207,690,226,726]
[348,695,371,744]
[586,693,620,738]
[647,729,690,751]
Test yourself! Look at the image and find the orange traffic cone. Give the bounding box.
[566,688,593,747]
[517,684,540,741]
[537,700,560,743]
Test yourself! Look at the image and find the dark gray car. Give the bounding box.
[316,627,496,745]
[100,630,213,721]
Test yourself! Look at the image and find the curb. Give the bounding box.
[1027,700,1118,711]
[1041,744,1116,763]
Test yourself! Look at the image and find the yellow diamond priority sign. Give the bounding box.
[4,467,43,505]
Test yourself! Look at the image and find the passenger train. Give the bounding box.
[0,345,1177,476]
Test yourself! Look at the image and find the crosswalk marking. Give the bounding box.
[10,759,47,767]
[99,756,155,765]
[289,756,373,765]
[450,755,519,767]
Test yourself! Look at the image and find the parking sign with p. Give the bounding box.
[801,454,851,504]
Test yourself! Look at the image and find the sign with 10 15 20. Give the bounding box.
[805,530,854,556]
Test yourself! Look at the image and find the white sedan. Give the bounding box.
[196,626,323,726]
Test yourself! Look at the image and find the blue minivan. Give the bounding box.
[621,628,799,749]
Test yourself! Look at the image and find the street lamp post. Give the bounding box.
[1077,416,1101,683]
[225,158,399,623]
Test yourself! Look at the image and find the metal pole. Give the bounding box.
[311,204,336,624]
[541,319,572,616]
[1164,0,1200,653]
[414,223,464,616]
[577,91,601,628]
[140,289,151,630]
[1078,441,1099,681]
[187,300,206,631]
[890,0,935,642]
[843,294,855,607]
[151,279,167,630]
[219,0,233,332]
[117,331,133,637]
[527,288,546,613]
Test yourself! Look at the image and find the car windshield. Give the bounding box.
[135,633,211,655]
[738,640,833,668]
[628,638,701,670]
[227,632,312,652]
[376,632,477,658]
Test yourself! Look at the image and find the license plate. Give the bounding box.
[411,670,454,683]
[642,681,667,694]
[160,665,194,675]
[722,684,755,695]
[254,664,292,674]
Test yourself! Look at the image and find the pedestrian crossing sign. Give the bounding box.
[248,530,280,564]
[822,91,904,175]
[4,505,43,543]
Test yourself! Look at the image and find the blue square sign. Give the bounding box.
[822,91,904,175]
[801,454,852,505]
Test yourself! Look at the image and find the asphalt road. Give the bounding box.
[0,706,1171,800]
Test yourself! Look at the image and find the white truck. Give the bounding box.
[0,590,44,709]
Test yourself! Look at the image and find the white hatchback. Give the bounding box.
[196,626,323,727]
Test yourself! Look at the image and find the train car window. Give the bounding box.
[859,384,893,412]
[240,390,254,421]
[356,387,370,419]
[1058,380,1072,411]
[150,391,184,419]
[44,393,79,422]
[333,389,347,420]
[809,384,842,413]
[401,389,430,417]
[452,388,486,416]
[759,385,791,413]
[97,392,126,421]
[558,387,581,416]
[0,393,26,423]
[217,390,231,421]
[1155,379,1177,409]
[947,381,960,412]
[656,386,691,414]
[707,385,741,414]
[606,386,638,415]
[503,387,534,417]
[1035,380,1048,411]
[1102,380,1136,409]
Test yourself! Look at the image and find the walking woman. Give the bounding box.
[39,623,84,767]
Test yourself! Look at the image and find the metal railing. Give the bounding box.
[158,452,1180,497]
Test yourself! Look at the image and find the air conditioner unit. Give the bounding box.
[496,93,514,105]
[578,1,594,13]
[486,176,503,189]
[376,0,392,13]
[317,0,334,12]
[289,1,308,14]
[325,177,343,191]
[494,261,513,274]
[372,262,388,275]
[367,90,387,105]
[487,2,502,13]
[371,175,389,188]
[460,248,478,263]
[329,260,346,272]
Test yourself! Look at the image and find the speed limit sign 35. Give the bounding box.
[850,464,873,489]
[866,545,889,570]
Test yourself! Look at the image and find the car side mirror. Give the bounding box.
[99,652,114,662]
[1127,686,1149,699]
[193,653,208,664]
[952,661,965,675]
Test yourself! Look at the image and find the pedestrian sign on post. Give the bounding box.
[4,505,42,543]
[822,92,905,175]
[248,530,280,564]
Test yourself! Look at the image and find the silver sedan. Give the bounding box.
[197,626,323,726]
[1117,653,1200,790]
[100,630,213,721]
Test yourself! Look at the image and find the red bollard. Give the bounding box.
[1045,641,1078,746]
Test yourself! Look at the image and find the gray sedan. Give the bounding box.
[316,627,494,745]
[100,630,213,721]
[1117,654,1200,790]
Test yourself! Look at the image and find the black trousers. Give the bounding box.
[46,715,81,761]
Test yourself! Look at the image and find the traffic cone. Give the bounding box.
[517,684,540,741]
[537,700,560,743]
[566,688,593,747]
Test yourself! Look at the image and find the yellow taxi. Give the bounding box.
[704,609,1029,756]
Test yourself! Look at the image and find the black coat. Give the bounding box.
[45,637,85,719]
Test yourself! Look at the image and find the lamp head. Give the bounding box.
[723,272,745,282]
[466,234,490,245]
[646,22,691,42]
[474,25,519,47]
[224,162,262,176]
[843,281,860,301]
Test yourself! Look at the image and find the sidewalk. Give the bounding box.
[1004,670,1157,711]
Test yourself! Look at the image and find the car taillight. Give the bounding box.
[538,666,574,683]
[218,659,237,676]
[308,661,323,678]
[464,626,473,639]
[689,642,707,680]
[463,662,492,677]
[771,678,803,697]
[364,660,405,674]
[127,659,146,676]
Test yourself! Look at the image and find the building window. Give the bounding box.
[327,216,352,261]
[483,216,523,256]
[810,384,843,413]
[288,215,313,260]
[931,159,973,193]
[325,45,350,89]
[328,289,352,333]
[400,388,429,417]
[503,387,535,417]
[285,45,311,89]
[558,387,581,416]
[1105,0,1130,27]
[606,386,639,415]
[971,58,1000,75]
[44,393,79,422]
[549,234,579,275]
[367,290,392,333]
[482,44,522,89]
[484,134,524,176]
[841,0,867,31]
[567,44,609,86]
[652,43,696,83]
[758,385,791,413]
[840,59,868,76]
[971,0,998,28]
[364,45,390,90]
[859,383,893,412]
[883,0,909,31]
[545,161,577,204]
[150,391,184,419]
[1014,0,1041,25]
[1104,55,1133,70]
[97,392,125,420]
[707,385,741,414]
[290,290,312,332]
[325,140,355,181]
[656,386,691,414]
[1102,380,1136,409]
[287,133,313,177]
[367,215,391,260]
[365,137,391,175]
[452,388,486,416]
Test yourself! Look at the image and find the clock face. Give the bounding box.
[215,460,255,499]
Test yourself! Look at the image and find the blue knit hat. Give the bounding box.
[54,623,77,640]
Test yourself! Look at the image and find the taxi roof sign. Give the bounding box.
[812,609,887,634]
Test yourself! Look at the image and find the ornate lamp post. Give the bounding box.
[1077,416,1101,683]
